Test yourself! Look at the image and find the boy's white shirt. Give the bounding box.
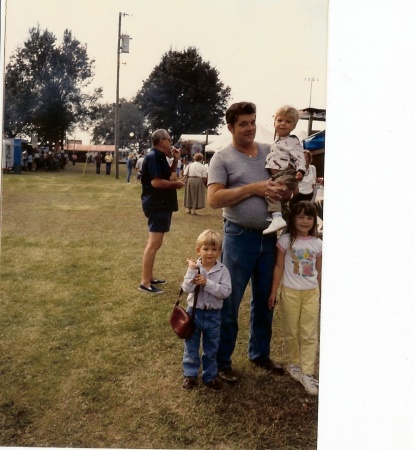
[181,259,232,310]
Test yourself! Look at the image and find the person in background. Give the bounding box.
[176,157,182,178]
[105,152,113,175]
[139,129,185,294]
[263,105,306,234]
[268,200,322,396]
[126,154,134,183]
[207,101,293,383]
[27,152,33,171]
[180,141,190,165]
[135,152,145,184]
[191,142,203,160]
[95,152,102,174]
[22,151,28,170]
[181,229,232,391]
[34,150,41,170]
[183,152,208,215]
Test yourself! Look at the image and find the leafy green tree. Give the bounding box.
[91,99,149,149]
[134,47,231,141]
[4,25,102,148]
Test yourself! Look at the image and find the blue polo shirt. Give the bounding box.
[141,148,178,213]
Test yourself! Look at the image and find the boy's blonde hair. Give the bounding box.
[274,105,300,126]
[196,229,223,248]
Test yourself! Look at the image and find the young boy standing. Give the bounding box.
[181,229,232,391]
[263,105,307,234]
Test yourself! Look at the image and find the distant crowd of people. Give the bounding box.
[21,149,69,171]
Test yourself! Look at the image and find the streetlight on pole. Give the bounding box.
[305,77,319,108]
[115,12,130,180]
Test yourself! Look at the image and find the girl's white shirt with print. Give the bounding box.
[277,233,322,290]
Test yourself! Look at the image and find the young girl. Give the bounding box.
[268,201,322,395]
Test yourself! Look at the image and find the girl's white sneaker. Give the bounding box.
[301,373,319,396]
[287,364,302,382]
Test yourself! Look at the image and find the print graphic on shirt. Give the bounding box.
[291,247,316,277]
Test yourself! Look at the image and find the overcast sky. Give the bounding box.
[4,0,328,142]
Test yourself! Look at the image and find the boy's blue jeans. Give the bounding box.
[217,220,277,370]
[182,308,221,383]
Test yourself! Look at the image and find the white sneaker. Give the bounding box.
[287,364,302,382]
[263,216,287,235]
[300,373,319,396]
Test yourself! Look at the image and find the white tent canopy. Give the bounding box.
[177,134,222,145]
[205,124,274,153]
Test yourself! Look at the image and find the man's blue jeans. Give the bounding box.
[183,308,221,383]
[217,220,277,370]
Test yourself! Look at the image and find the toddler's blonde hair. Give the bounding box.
[274,105,300,126]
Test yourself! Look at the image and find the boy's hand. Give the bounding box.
[187,258,198,270]
[193,274,206,286]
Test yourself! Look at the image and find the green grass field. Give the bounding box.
[0,162,318,449]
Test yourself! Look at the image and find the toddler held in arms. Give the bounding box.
[263,105,306,234]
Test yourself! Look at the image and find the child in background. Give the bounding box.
[181,229,232,391]
[268,201,322,396]
[263,105,307,235]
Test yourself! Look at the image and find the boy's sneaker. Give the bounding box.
[263,216,287,235]
[203,377,222,391]
[138,284,163,294]
[300,373,319,396]
[218,367,238,383]
[182,376,198,390]
[287,364,302,382]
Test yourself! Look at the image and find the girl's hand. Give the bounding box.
[268,295,277,311]
[187,258,198,270]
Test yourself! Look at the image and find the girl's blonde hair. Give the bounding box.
[286,201,318,250]
[196,229,222,248]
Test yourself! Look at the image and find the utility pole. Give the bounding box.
[115,12,130,179]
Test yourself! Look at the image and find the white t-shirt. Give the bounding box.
[184,161,207,178]
[299,164,317,194]
[277,232,322,290]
